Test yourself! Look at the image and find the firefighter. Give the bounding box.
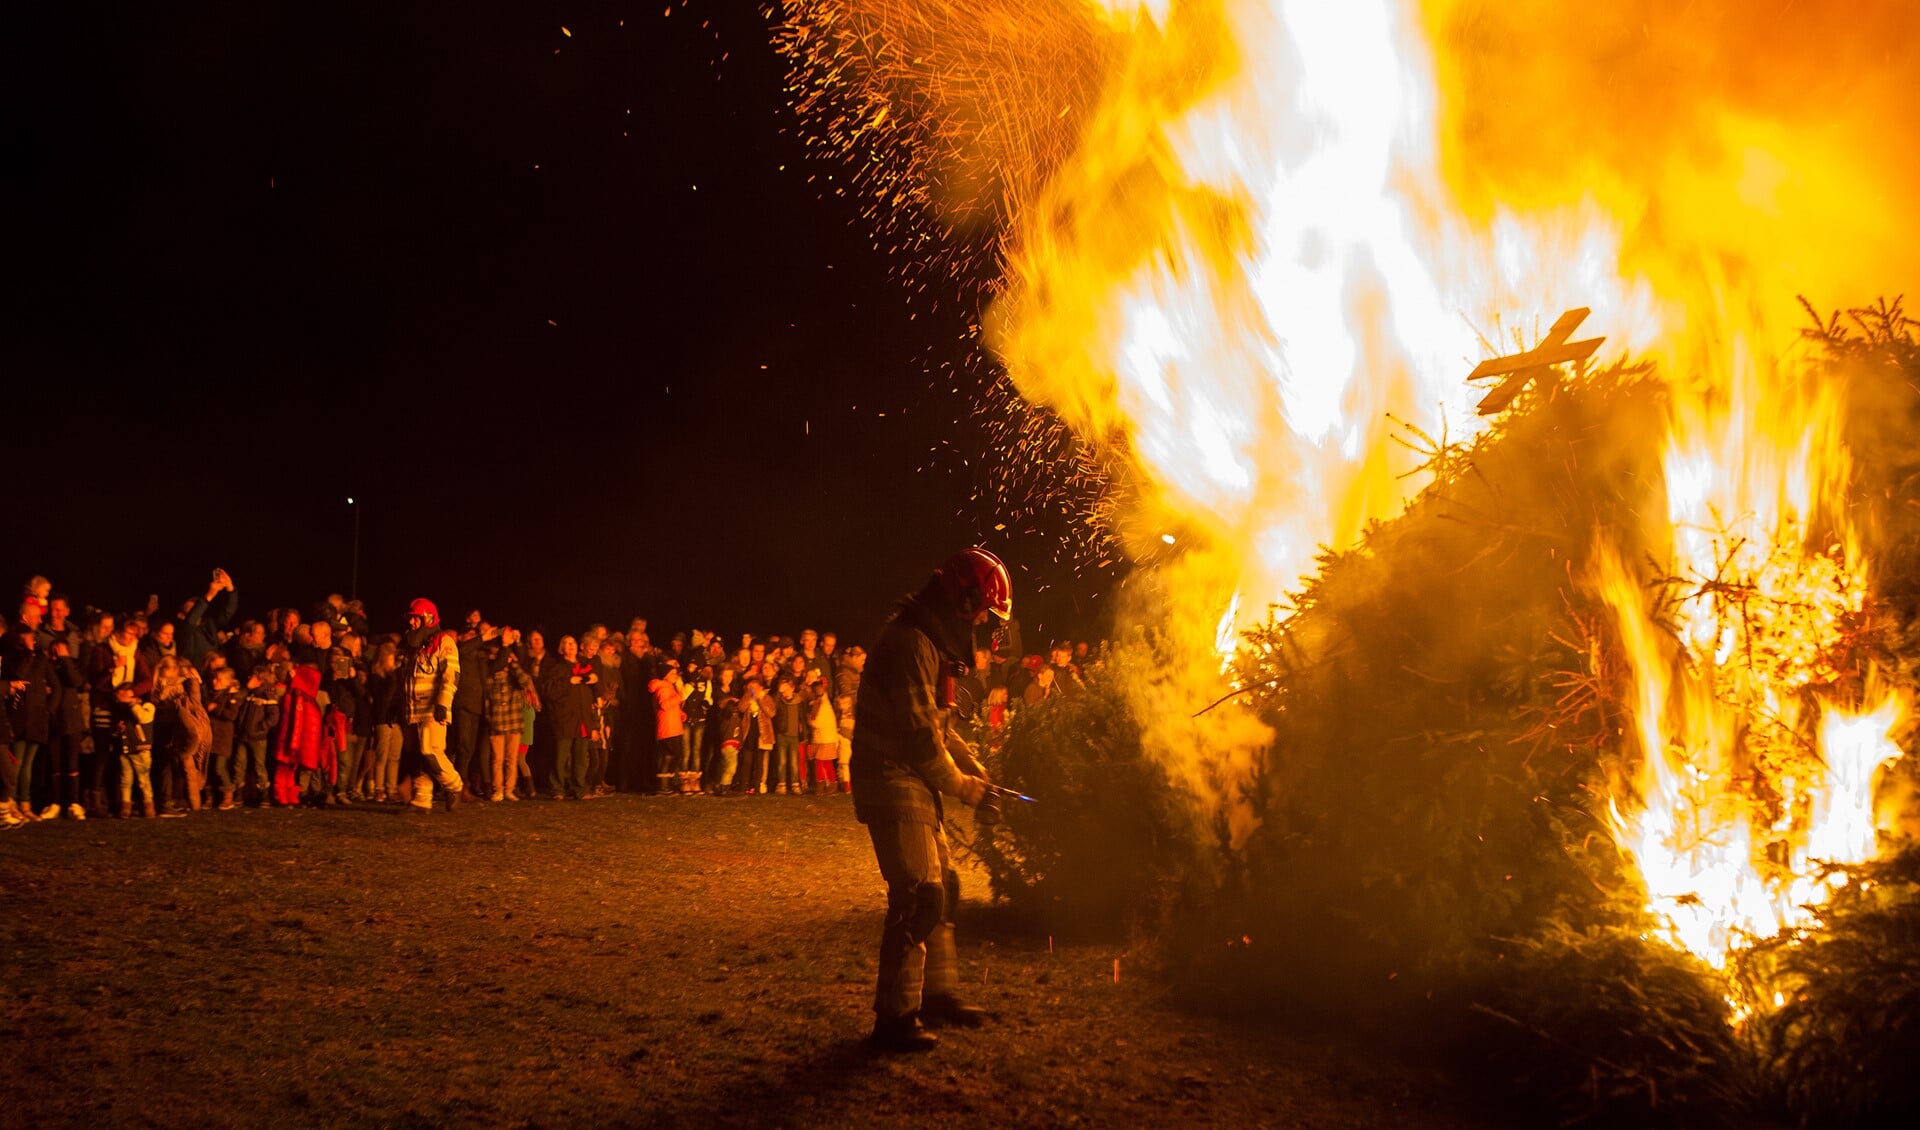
[852,547,1010,1051]
[399,598,464,813]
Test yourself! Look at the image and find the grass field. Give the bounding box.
[0,793,1490,1127]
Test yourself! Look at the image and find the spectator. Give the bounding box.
[623,628,658,793]
[739,677,775,795]
[540,635,595,802]
[771,677,804,795]
[48,629,92,818]
[140,619,179,668]
[177,568,238,666]
[523,629,554,794]
[153,657,212,812]
[798,629,830,690]
[592,635,623,796]
[206,665,244,809]
[234,664,284,807]
[225,620,267,681]
[90,613,157,819]
[486,628,532,802]
[277,663,330,807]
[807,675,841,795]
[1047,641,1085,698]
[5,616,55,821]
[834,646,865,789]
[708,666,741,795]
[362,641,405,804]
[683,665,711,792]
[326,627,366,805]
[452,617,491,804]
[650,660,690,794]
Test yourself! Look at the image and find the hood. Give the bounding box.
[288,664,323,697]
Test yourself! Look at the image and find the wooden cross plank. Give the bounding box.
[1471,307,1604,415]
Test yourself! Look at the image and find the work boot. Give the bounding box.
[869,1012,939,1053]
[920,994,991,1029]
[443,788,461,813]
[141,799,156,819]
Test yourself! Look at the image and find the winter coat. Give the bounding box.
[162,680,213,763]
[808,692,840,746]
[453,635,489,716]
[650,677,686,741]
[594,656,624,710]
[771,692,804,739]
[206,682,243,756]
[319,646,363,720]
[273,665,330,803]
[88,637,155,710]
[52,649,91,736]
[236,686,283,743]
[714,693,745,746]
[364,669,407,728]
[741,689,776,750]
[179,590,238,665]
[541,661,597,740]
[4,636,56,744]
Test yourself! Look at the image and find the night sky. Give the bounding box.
[5,1,1107,648]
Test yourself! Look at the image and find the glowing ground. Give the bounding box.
[0,796,1487,1127]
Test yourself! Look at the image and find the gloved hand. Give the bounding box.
[975,796,1003,827]
[955,774,989,807]
[432,704,449,724]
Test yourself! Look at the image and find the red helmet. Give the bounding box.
[936,547,1012,623]
[408,598,439,626]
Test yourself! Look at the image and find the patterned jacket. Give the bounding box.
[406,629,460,725]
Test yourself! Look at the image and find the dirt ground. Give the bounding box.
[0,794,1494,1128]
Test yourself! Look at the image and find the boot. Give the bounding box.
[920,994,992,1029]
[870,1013,939,1052]
[142,798,157,819]
[118,797,132,819]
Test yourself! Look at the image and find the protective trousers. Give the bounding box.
[407,718,464,809]
[867,818,960,1020]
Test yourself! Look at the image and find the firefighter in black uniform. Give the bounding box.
[851,547,1010,1051]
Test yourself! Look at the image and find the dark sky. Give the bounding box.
[5,1,1109,648]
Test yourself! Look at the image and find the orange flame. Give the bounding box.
[776,0,1920,963]
[980,0,1916,963]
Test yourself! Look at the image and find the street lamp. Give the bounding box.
[348,497,360,601]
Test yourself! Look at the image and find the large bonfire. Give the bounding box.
[773,0,1920,1120]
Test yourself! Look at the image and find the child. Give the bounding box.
[807,677,840,795]
[739,678,774,795]
[771,678,803,795]
[834,692,856,795]
[234,666,283,807]
[276,664,330,806]
[206,666,244,809]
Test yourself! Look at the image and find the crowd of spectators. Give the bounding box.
[1,569,1095,826]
